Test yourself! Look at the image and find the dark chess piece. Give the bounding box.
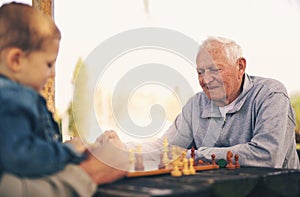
[191,146,196,165]
[226,151,235,169]
[235,154,240,168]
[211,154,217,166]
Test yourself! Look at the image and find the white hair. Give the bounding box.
[199,36,243,65]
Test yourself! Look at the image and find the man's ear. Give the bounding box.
[5,47,24,72]
[237,57,246,79]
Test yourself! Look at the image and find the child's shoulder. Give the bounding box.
[0,77,39,109]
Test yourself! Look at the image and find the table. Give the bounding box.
[94,167,300,197]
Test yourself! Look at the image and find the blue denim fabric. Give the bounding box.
[0,75,86,177]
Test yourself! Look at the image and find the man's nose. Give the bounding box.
[203,72,214,83]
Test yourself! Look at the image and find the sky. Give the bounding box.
[1,0,300,140]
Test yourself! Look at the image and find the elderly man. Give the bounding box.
[162,36,299,169]
[119,36,299,169]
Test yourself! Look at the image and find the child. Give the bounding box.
[0,2,86,177]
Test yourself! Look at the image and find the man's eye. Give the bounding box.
[197,70,204,75]
[211,68,221,73]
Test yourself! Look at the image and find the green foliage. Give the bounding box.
[67,102,77,137]
[67,57,87,137]
[291,93,300,134]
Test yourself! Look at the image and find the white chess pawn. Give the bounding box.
[189,158,196,174]
[182,158,190,175]
[171,161,182,177]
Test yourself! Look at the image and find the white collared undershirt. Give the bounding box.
[218,99,237,118]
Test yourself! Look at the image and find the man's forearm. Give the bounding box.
[0,165,97,197]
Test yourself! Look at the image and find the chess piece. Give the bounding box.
[171,146,177,161]
[182,158,190,175]
[173,151,183,168]
[175,151,185,168]
[162,151,170,167]
[129,149,136,171]
[189,158,196,174]
[226,151,235,169]
[191,146,196,165]
[198,159,205,165]
[181,151,187,161]
[162,137,170,167]
[171,161,182,177]
[135,144,144,171]
[211,154,217,166]
[163,137,168,147]
[235,154,240,168]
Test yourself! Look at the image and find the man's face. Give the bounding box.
[18,38,60,92]
[196,45,245,106]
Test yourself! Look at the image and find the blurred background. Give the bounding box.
[1,0,300,143]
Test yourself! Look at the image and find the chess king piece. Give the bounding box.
[226,151,235,169]
[158,137,171,169]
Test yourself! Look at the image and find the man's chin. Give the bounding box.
[205,91,223,100]
[205,94,226,104]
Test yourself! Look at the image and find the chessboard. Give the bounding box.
[126,163,220,178]
[126,138,240,178]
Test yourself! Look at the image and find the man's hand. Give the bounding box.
[81,131,129,185]
[96,130,127,150]
[79,152,126,185]
[64,137,87,153]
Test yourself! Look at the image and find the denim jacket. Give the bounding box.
[0,75,85,177]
